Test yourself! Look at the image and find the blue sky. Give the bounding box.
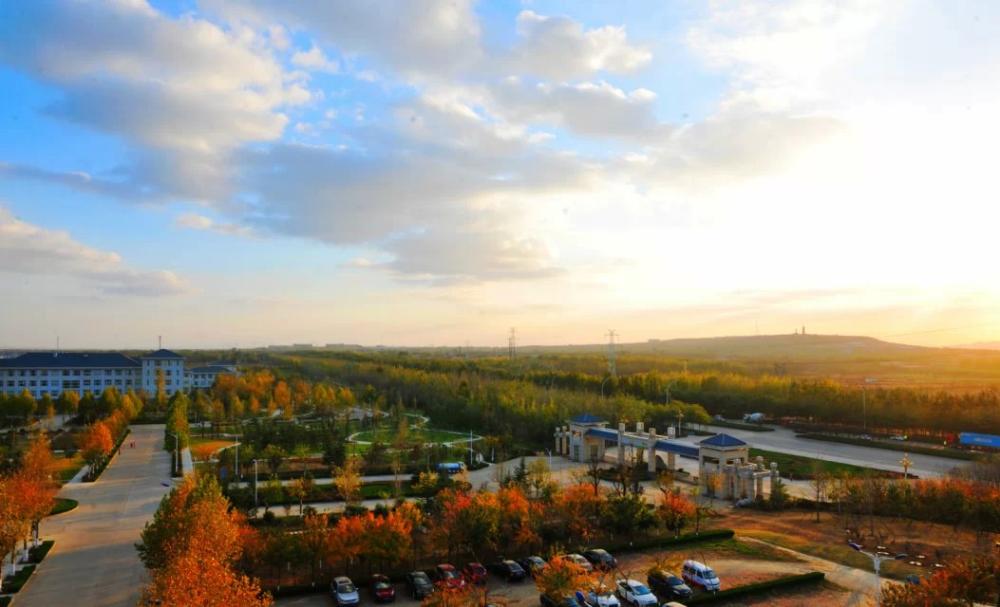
[3,0,1000,349]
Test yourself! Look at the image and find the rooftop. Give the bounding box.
[570,413,604,424]
[141,349,183,359]
[0,352,141,369]
[699,433,748,448]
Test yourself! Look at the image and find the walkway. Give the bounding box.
[16,424,172,607]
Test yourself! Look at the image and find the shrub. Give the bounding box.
[685,571,825,605]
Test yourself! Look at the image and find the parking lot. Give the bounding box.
[275,540,838,607]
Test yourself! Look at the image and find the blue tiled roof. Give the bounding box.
[189,365,234,373]
[142,349,183,359]
[583,427,700,458]
[0,352,140,369]
[571,413,604,424]
[699,433,747,448]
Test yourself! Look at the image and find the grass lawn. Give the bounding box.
[750,448,886,479]
[189,438,237,461]
[49,498,78,516]
[53,453,85,483]
[352,426,477,444]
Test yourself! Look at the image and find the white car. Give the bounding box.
[332,576,360,606]
[585,587,620,607]
[561,554,594,572]
[681,560,721,592]
[615,580,657,607]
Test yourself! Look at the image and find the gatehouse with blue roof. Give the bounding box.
[555,414,780,501]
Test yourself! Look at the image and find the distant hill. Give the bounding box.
[955,341,1000,351]
[517,333,926,360]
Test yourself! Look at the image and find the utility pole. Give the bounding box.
[606,329,618,378]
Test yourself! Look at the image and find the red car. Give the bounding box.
[434,564,466,589]
[370,574,396,603]
[463,562,488,585]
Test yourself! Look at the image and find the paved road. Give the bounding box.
[17,424,172,607]
[682,425,965,478]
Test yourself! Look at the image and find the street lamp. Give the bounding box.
[253,459,260,509]
[849,543,889,603]
[900,453,912,480]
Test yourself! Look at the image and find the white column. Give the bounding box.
[647,428,657,473]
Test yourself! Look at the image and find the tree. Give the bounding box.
[880,553,999,607]
[287,475,313,515]
[79,421,114,478]
[56,390,80,416]
[810,467,829,522]
[333,458,363,505]
[534,556,597,600]
[261,444,286,478]
[139,475,271,607]
[658,490,696,537]
[155,368,167,413]
[19,434,57,547]
[0,475,30,586]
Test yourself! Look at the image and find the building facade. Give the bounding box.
[0,349,236,399]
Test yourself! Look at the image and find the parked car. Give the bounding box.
[584,585,620,607]
[647,570,692,600]
[582,549,617,570]
[662,603,688,607]
[370,574,396,603]
[332,576,360,606]
[491,559,527,582]
[434,564,467,589]
[405,571,435,599]
[541,594,585,607]
[560,554,594,572]
[615,580,658,607]
[463,562,488,585]
[519,556,547,576]
[681,560,720,592]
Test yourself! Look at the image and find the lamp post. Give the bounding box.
[850,544,889,604]
[253,459,260,510]
[900,453,912,480]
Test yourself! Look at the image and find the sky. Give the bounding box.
[2,0,1000,350]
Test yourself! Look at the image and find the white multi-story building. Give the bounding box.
[0,349,236,400]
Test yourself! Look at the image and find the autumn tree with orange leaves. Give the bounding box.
[138,474,271,607]
[78,421,114,479]
[658,489,696,537]
[881,553,999,607]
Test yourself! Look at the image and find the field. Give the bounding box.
[350,426,477,444]
[749,448,893,480]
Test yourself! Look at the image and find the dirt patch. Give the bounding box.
[719,507,988,580]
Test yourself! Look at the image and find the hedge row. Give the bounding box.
[1,541,57,594]
[797,433,975,461]
[706,420,775,432]
[85,427,131,482]
[686,571,825,605]
[585,529,735,554]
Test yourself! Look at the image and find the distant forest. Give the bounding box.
[245,337,1000,440]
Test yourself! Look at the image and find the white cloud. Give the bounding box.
[0,0,309,203]
[490,79,667,140]
[509,10,652,80]
[0,206,190,296]
[291,44,339,73]
[174,212,253,237]
[208,0,483,77]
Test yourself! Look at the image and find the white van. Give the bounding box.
[681,560,720,592]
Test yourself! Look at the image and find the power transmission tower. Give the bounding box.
[606,329,618,378]
[508,328,517,361]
